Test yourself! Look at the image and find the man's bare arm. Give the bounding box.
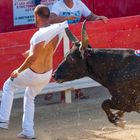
[86,13,108,23]
[11,44,40,78]
[22,50,30,58]
[49,13,77,24]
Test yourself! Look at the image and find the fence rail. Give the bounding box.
[0,77,101,103]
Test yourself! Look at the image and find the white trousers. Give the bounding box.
[0,68,52,136]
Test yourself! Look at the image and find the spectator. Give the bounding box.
[49,0,108,24]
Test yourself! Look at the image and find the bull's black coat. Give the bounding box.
[53,22,140,127]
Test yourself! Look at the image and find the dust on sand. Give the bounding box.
[0,86,140,140]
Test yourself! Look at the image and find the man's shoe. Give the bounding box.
[0,121,9,129]
[17,132,36,139]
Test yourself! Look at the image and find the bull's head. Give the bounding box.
[53,21,90,83]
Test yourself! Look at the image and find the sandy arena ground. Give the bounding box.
[0,86,140,140]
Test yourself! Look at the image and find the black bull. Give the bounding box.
[53,21,140,128]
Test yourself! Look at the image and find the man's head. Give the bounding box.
[34,4,50,27]
[63,0,73,8]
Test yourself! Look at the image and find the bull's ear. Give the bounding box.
[65,28,79,43]
[80,20,89,51]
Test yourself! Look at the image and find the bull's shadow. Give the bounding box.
[53,21,140,128]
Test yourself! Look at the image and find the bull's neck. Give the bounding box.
[84,49,116,86]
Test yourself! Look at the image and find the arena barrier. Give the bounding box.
[0,77,100,103]
[0,30,101,103]
[0,15,140,103]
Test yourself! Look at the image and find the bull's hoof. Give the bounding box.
[114,119,126,128]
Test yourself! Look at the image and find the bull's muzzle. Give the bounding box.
[52,72,63,83]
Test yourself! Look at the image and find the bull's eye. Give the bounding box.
[67,55,76,64]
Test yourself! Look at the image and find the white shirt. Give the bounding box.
[30,21,68,54]
[51,0,91,24]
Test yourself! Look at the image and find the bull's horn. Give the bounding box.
[80,20,89,50]
[65,28,79,43]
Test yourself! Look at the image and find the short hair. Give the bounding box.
[34,4,50,19]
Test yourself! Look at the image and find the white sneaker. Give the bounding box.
[17,132,36,139]
[0,121,9,129]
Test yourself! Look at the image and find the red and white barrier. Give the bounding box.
[0,16,140,103]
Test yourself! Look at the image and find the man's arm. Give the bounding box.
[49,13,77,24]
[22,50,30,58]
[10,44,40,78]
[79,1,108,23]
[86,13,108,23]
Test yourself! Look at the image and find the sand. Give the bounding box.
[0,86,140,140]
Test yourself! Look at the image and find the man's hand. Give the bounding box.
[10,69,19,78]
[97,16,109,23]
[66,15,78,21]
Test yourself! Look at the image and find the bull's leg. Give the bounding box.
[116,110,124,118]
[102,99,116,123]
[114,110,125,128]
[102,99,125,128]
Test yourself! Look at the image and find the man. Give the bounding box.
[0,5,68,139]
[49,0,108,24]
